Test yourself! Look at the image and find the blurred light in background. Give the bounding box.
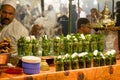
[16,0,20,4]
[93,0,98,5]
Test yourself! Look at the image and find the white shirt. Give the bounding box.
[0,18,29,54]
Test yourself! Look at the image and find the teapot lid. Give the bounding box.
[101,1,111,16]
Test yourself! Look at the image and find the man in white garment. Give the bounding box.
[43,5,57,38]
[0,0,29,54]
[44,5,57,26]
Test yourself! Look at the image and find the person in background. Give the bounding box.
[87,8,101,23]
[57,6,69,36]
[77,18,91,34]
[23,4,34,32]
[71,5,78,33]
[115,1,120,59]
[57,15,69,36]
[31,4,58,39]
[15,4,22,22]
[87,8,101,34]
[115,1,120,26]
[44,5,57,27]
[0,0,29,54]
[30,24,45,39]
[30,16,62,39]
[78,7,87,18]
[18,5,27,24]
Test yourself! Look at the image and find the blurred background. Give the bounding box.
[0,0,119,15]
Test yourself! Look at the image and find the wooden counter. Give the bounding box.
[0,60,120,80]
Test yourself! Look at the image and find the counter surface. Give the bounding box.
[0,60,120,80]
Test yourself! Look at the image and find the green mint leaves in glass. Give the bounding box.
[104,50,116,65]
[100,52,105,66]
[90,35,98,52]
[93,50,100,67]
[17,36,26,57]
[81,34,91,52]
[78,53,86,68]
[32,38,40,56]
[17,36,33,56]
[77,37,83,53]
[24,36,34,56]
[42,35,51,56]
[71,53,79,69]
[59,38,64,55]
[84,52,92,68]
[72,37,78,53]
[55,56,64,71]
[53,36,61,56]
[97,34,104,52]
[63,54,71,70]
[111,55,116,65]
[64,35,73,55]
[24,43,32,56]
[93,50,106,67]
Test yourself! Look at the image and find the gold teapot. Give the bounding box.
[99,1,115,27]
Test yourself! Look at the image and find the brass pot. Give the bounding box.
[40,59,49,71]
